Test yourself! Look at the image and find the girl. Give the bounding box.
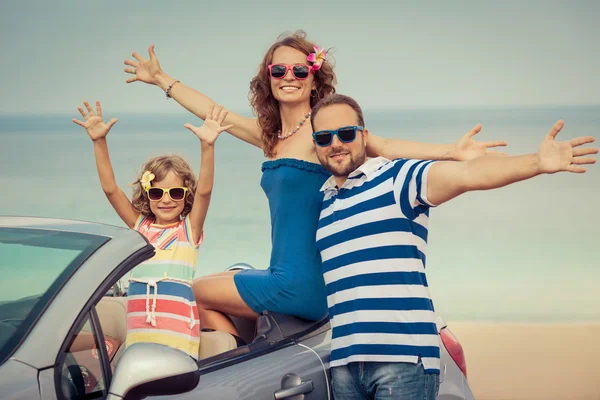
[124,31,507,338]
[72,101,232,359]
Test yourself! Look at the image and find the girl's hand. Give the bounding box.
[72,101,118,141]
[124,45,163,85]
[184,104,234,145]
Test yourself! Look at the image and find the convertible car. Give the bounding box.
[0,216,474,399]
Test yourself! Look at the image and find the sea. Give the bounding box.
[1,105,598,323]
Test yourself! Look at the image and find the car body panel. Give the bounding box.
[38,367,59,400]
[0,359,40,400]
[296,318,475,400]
[0,216,137,236]
[165,341,329,400]
[439,357,475,399]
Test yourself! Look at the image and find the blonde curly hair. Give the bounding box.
[131,155,197,219]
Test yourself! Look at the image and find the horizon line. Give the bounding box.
[1,103,599,117]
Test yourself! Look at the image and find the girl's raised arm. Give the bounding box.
[124,45,262,149]
[73,101,139,228]
[183,105,234,244]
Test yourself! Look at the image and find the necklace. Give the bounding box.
[277,112,311,140]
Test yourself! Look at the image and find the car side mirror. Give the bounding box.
[106,343,199,400]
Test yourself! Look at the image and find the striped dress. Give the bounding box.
[126,215,201,359]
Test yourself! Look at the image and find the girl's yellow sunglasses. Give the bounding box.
[146,187,188,202]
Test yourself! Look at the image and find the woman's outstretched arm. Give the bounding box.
[367,124,508,161]
[124,45,263,149]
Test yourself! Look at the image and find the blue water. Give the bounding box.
[1,106,599,322]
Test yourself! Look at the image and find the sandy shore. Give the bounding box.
[447,322,600,400]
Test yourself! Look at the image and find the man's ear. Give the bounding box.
[362,128,369,146]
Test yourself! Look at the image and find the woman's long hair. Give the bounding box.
[249,30,337,158]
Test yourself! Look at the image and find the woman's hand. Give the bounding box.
[184,105,234,145]
[453,124,508,161]
[124,45,164,85]
[72,101,118,141]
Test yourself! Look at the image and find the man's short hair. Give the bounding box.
[310,94,365,131]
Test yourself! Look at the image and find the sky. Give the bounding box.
[0,0,598,115]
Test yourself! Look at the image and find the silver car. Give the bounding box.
[0,216,474,399]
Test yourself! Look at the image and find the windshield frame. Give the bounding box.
[0,227,110,366]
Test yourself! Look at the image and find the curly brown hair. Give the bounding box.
[131,155,197,220]
[249,30,337,158]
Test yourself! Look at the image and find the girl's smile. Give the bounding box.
[149,170,187,225]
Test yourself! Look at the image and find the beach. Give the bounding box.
[449,322,600,399]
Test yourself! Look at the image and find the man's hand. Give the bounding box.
[537,120,597,174]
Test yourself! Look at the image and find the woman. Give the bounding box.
[124,30,506,338]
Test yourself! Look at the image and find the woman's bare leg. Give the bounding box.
[192,271,258,337]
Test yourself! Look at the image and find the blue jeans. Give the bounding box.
[331,361,439,400]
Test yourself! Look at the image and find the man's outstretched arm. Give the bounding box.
[426,120,597,207]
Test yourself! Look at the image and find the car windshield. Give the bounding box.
[0,227,109,365]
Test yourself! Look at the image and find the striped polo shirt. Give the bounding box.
[316,156,440,373]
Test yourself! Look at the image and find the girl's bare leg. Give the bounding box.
[192,271,258,337]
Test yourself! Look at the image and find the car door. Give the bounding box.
[46,285,329,400]
[147,338,330,400]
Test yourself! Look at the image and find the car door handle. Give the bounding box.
[274,380,313,399]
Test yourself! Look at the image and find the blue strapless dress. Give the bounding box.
[233,158,330,321]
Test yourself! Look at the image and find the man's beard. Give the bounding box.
[318,145,367,178]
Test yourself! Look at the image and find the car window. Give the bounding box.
[59,312,108,400]
[0,227,109,365]
[58,276,134,399]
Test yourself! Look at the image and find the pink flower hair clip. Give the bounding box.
[307,46,327,71]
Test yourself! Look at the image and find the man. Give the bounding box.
[311,94,597,400]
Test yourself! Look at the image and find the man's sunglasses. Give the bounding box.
[312,126,364,147]
[146,187,189,202]
[268,64,311,80]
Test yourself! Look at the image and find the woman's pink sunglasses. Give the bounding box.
[268,64,312,80]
